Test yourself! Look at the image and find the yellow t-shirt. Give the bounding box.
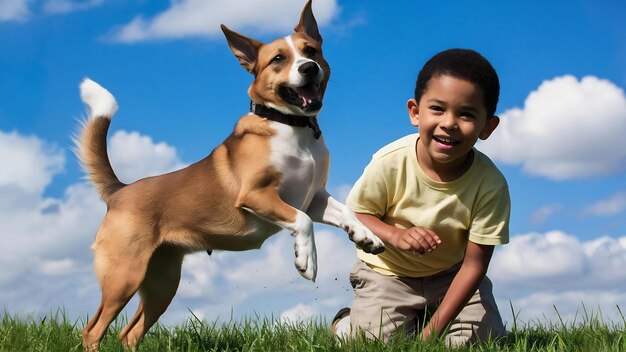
[347,133,510,277]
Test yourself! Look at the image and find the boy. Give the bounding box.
[332,48,509,346]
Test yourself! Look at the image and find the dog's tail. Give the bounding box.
[74,78,126,202]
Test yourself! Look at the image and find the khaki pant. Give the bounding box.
[349,260,504,346]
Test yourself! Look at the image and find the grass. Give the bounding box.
[1,306,625,351]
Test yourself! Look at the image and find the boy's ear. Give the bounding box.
[407,98,420,127]
[479,115,500,140]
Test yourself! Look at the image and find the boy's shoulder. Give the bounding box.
[371,133,418,161]
[473,148,508,188]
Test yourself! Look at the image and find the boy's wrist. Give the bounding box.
[385,227,404,248]
[355,212,398,245]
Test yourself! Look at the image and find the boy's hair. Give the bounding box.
[414,49,500,117]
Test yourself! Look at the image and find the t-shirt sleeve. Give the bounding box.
[346,158,390,218]
[468,184,510,245]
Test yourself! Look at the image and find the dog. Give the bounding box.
[76,1,384,350]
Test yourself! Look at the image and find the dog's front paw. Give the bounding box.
[293,229,317,282]
[347,223,385,255]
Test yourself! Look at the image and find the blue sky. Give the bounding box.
[1,0,626,328]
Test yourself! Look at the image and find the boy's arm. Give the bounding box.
[420,241,494,341]
[355,213,441,254]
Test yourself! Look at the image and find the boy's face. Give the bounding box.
[408,74,499,171]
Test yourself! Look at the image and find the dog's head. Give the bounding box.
[221,0,330,117]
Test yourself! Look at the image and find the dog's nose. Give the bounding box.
[298,62,319,78]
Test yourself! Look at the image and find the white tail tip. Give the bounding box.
[80,78,118,119]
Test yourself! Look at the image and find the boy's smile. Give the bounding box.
[408,75,499,181]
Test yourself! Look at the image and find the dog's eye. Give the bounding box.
[302,46,317,58]
[271,54,285,64]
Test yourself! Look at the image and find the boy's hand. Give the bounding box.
[389,227,441,255]
[354,213,441,255]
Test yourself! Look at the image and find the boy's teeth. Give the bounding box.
[435,136,456,145]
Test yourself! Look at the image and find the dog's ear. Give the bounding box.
[221,24,263,73]
[294,0,322,43]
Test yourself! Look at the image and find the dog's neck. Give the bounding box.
[250,101,321,139]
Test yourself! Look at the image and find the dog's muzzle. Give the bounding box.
[279,62,323,112]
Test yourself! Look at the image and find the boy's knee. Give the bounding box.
[445,322,505,346]
[350,307,411,343]
[447,276,504,345]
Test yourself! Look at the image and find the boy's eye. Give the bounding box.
[429,105,444,112]
[461,112,476,119]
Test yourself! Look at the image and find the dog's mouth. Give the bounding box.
[279,82,322,112]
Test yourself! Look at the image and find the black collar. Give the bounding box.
[250,101,322,139]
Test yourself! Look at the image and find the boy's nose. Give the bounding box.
[440,114,459,130]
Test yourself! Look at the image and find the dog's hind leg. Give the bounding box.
[82,252,153,351]
[82,225,157,351]
[119,244,185,350]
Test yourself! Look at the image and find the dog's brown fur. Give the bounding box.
[77,2,384,350]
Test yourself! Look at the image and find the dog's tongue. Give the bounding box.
[294,83,320,107]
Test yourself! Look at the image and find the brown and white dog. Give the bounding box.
[76,1,383,350]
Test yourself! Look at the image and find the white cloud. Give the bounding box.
[177,252,221,299]
[0,0,29,22]
[490,231,587,285]
[280,303,317,324]
[42,0,103,14]
[480,76,626,180]
[528,203,561,225]
[39,258,77,276]
[491,231,626,318]
[0,0,104,22]
[491,231,626,290]
[498,290,626,327]
[0,130,65,194]
[107,0,340,43]
[581,190,626,217]
[108,130,187,183]
[0,179,105,318]
[222,235,297,289]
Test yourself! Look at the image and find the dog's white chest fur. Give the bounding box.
[269,121,329,210]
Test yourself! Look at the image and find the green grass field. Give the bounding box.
[1,307,625,351]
